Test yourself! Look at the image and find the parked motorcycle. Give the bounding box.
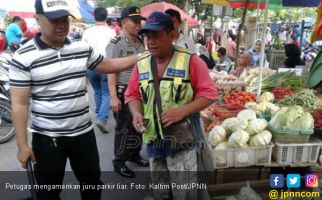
[0,52,14,144]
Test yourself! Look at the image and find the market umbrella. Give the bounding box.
[141,1,198,26]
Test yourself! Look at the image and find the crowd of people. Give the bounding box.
[6,0,218,200]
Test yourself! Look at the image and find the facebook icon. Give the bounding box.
[270,174,284,188]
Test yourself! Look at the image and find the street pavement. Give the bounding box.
[0,83,155,199]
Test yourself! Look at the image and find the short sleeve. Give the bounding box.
[124,66,141,103]
[9,54,31,88]
[87,46,104,71]
[105,42,121,59]
[189,55,219,100]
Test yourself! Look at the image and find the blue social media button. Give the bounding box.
[287,174,301,188]
[270,174,284,188]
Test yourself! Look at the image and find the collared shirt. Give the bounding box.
[174,33,196,54]
[105,31,145,85]
[82,24,116,55]
[9,33,104,137]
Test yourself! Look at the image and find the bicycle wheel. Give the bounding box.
[0,100,14,143]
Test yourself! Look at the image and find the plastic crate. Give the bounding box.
[258,114,271,122]
[209,144,274,169]
[273,137,322,164]
[212,104,246,120]
[267,123,314,143]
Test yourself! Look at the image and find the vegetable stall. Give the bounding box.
[200,64,322,199]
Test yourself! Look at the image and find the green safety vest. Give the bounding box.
[137,47,194,143]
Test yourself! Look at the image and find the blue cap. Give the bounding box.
[139,12,174,35]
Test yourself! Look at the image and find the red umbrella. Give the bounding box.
[141,1,198,26]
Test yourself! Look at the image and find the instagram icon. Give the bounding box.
[305,174,319,188]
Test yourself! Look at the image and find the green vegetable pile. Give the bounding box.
[261,71,306,92]
[277,89,321,112]
[281,77,306,91]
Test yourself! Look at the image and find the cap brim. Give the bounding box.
[128,15,145,20]
[138,24,167,35]
[44,10,76,20]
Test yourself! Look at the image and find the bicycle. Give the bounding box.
[0,99,14,144]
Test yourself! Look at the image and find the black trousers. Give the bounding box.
[32,130,103,200]
[113,86,142,166]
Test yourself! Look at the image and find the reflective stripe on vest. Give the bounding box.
[137,47,194,143]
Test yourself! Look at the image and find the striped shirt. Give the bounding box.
[9,33,104,137]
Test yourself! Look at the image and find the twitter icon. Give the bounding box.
[287,174,301,188]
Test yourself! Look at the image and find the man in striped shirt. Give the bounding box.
[9,0,138,199]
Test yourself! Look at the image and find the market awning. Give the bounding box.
[203,0,229,6]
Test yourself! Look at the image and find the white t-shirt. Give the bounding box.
[174,34,196,54]
[82,24,116,55]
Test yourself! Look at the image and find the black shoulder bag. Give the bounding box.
[150,56,197,152]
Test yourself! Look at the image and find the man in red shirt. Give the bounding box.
[125,12,218,200]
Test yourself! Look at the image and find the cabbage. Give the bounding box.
[226,119,248,133]
[222,117,239,133]
[249,130,272,147]
[208,126,226,148]
[245,119,267,136]
[214,142,229,163]
[237,109,257,122]
[300,112,314,129]
[259,92,274,103]
[269,106,305,129]
[291,112,314,129]
[228,130,249,148]
[269,107,288,127]
[236,151,249,163]
[215,142,229,150]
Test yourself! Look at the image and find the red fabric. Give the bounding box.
[25,28,39,40]
[20,19,27,33]
[125,55,219,103]
[111,25,121,36]
[0,34,6,51]
[229,2,266,9]
[8,11,34,19]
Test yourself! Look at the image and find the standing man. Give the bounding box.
[10,0,138,199]
[106,6,148,178]
[82,7,116,133]
[165,9,196,53]
[125,12,218,199]
[5,16,23,52]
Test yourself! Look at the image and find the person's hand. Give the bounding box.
[161,108,186,128]
[18,145,36,169]
[132,112,145,133]
[110,96,122,113]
